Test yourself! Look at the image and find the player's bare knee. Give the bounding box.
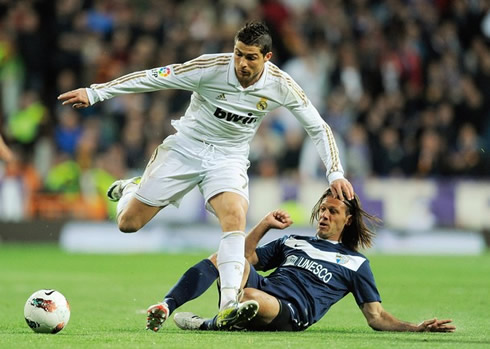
[241,288,258,301]
[117,214,141,233]
[220,208,246,230]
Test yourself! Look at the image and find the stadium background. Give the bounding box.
[0,0,489,254]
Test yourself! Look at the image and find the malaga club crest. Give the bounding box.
[335,253,349,265]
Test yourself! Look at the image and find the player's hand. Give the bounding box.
[58,88,90,109]
[330,178,354,201]
[264,209,293,230]
[416,318,455,332]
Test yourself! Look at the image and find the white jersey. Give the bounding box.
[86,53,344,183]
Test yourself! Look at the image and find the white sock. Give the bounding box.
[217,231,245,309]
[116,183,138,218]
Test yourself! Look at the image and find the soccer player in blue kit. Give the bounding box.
[150,188,455,333]
[58,21,354,329]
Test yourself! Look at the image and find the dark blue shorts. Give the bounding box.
[244,265,304,331]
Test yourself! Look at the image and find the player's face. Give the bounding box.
[234,41,272,88]
[316,196,352,240]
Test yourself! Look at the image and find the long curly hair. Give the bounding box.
[310,188,381,251]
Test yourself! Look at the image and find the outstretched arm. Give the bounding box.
[287,95,354,201]
[361,302,455,332]
[58,57,212,109]
[245,209,293,265]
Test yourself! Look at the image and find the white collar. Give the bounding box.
[316,235,339,244]
[227,57,269,91]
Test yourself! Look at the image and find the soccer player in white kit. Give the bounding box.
[58,22,354,331]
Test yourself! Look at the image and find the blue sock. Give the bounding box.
[163,259,218,315]
[200,316,218,330]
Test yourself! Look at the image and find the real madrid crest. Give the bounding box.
[256,97,268,111]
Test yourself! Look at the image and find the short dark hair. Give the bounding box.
[235,21,272,55]
[310,188,381,252]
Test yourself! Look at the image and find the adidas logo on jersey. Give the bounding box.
[216,93,227,100]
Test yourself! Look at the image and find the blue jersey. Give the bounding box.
[254,235,381,329]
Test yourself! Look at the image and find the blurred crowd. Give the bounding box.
[0,0,489,220]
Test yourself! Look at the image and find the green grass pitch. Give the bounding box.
[0,244,489,349]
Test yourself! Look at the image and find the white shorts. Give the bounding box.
[135,133,250,214]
